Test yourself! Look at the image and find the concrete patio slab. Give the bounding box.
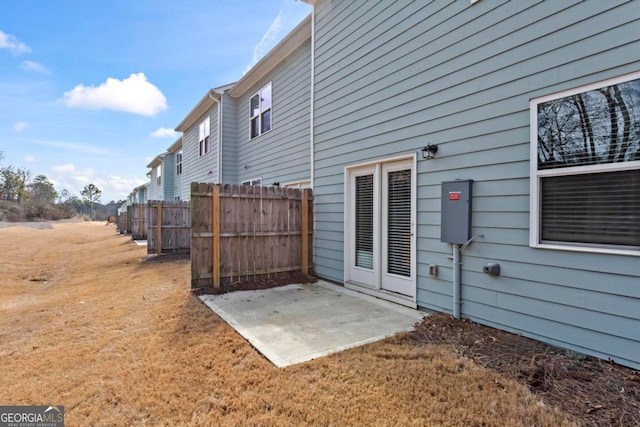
[199,281,425,368]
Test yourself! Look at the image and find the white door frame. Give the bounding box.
[344,154,417,308]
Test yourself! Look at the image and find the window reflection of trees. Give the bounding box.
[537,78,640,169]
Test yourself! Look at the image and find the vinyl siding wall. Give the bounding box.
[163,154,175,200]
[312,0,640,368]
[221,92,238,184]
[232,40,311,186]
[181,105,219,200]
[148,167,163,201]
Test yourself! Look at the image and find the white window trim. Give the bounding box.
[250,82,272,140]
[529,71,640,256]
[282,180,311,189]
[242,177,263,186]
[176,152,183,176]
[199,117,210,157]
[156,165,162,187]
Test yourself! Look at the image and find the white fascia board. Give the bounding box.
[174,90,222,133]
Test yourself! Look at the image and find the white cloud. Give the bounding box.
[14,121,28,132]
[58,73,168,116]
[150,127,177,138]
[32,139,111,156]
[52,163,75,173]
[23,155,35,163]
[51,165,145,202]
[20,60,49,74]
[0,30,30,54]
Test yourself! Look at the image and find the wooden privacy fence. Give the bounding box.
[147,200,191,255]
[191,183,313,289]
[129,203,148,240]
[118,211,127,235]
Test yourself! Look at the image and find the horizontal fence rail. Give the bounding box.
[130,203,148,240]
[147,200,191,255]
[191,183,313,289]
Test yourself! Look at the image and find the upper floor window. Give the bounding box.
[176,151,183,175]
[250,82,272,139]
[156,164,162,186]
[242,177,263,186]
[530,72,640,253]
[199,117,210,157]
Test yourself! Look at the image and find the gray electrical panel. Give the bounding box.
[441,180,473,244]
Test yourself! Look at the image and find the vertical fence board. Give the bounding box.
[146,200,191,255]
[190,183,313,289]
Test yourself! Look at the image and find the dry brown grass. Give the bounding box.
[0,222,575,426]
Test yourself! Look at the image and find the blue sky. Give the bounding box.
[0,0,311,203]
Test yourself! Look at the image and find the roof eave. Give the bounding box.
[174,90,222,133]
[166,136,183,153]
[146,153,167,169]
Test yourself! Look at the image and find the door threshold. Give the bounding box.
[345,282,417,309]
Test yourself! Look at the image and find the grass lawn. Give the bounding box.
[0,222,575,426]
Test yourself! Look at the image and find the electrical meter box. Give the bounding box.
[441,180,473,244]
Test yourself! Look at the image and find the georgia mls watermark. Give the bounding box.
[0,406,64,427]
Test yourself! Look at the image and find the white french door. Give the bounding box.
[347,158,415,299]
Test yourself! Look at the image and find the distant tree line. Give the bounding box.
[0,150,124,222]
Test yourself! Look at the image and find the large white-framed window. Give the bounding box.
[176,151,183,176]
[250,82,272,139]
[530,71,640,255]
[156,164,162,186]
[242,177,263,186]
[199,117,210,157]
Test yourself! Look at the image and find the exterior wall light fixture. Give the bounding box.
[422,144,438,159]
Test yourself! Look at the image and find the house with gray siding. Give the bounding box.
[146,154,166,201]
[303,0,640,369]
[227,14,312,189]
[167,136,185,200]
[173,15,312,198]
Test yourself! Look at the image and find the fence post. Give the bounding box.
[301,188,310,275]
[139,204,144,239]
[212,185,221,288]
[157,202,162,256]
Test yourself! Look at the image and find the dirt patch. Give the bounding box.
[408,313,640,426]
[193,272,318,295]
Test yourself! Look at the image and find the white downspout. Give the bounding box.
[208,91,222,184]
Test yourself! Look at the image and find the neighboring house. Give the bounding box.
[174,15,312,199]
[147,153,168,200]
[167,137,185,200]
[227,14,312,189]
[302,0,640,369]
[131,183,149,204]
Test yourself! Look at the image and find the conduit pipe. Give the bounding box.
[451,234,483,320]
[452,244,461,319]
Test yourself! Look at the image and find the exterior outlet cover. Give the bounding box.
[482,263,501,276]
[429,264,438,276]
